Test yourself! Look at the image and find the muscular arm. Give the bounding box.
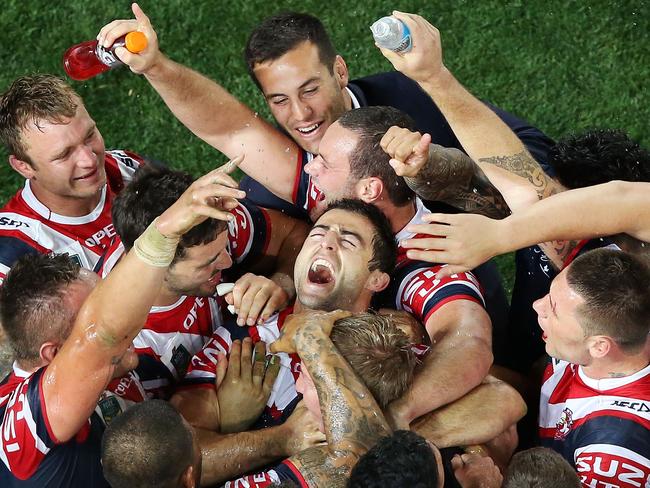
[414,180,650,274]
[101,5,301,202]
[380,13,563,210]
[411,375,527,448]
[42,164,242,442]
[404,144,510,219]
[288,320,391,487]
[388,301,492,427]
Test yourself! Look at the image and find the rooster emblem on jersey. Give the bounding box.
[554,407,574,440]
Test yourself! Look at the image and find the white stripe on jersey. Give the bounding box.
[574,443,650,468]
[21,181,109,225]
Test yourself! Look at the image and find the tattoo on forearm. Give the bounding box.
[291,323,391,485]
[405,145,510,219]
[478,151,558,201]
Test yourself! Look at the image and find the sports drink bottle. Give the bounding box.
[63,31,147,81]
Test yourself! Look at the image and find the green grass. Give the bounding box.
[1,0,648,292]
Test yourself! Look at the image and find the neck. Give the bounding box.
[29,181,103,217]
[294,294,371,314]
[581,352,650,380]
[15,359,44,375]
[379,198,417,234]
[342,87,353,111]
[153,286,184,307]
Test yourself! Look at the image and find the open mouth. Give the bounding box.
[296,122,322,136]
[207,272,222,286]
[307,258,335,285]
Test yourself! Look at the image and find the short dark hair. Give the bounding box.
[332,313,416,409]
[348,430,438,488]
[549,129,650,189]
[566,249,650,352]
[101,400,195,488]
[0,74,81,162]
[245,12,337,89]
[503,447,580,488]
[338,106,418,206]
[324,199,397,274]
[112,165,228,264]
[0,254,83,362]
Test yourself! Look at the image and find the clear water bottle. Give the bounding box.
[63,31,148,81]
[371,16,412,53]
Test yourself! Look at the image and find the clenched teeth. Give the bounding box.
[297,123,320,134]
[311,258,334,273]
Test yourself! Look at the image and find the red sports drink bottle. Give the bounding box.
[63,31,148,81]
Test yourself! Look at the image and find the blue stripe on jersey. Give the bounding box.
[541,415,650,467]
[421,283,482,320]
[24,368,55,449]
[0,236,41,270]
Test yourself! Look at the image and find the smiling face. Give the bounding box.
[165,231,233,297]
[253,41,350,155]
[533,269,591,365]
[14,102,107,207]
[293,208,384,312]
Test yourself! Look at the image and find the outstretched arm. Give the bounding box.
[378,12,563,209]
[45,162,243,442]
[402,180,650,275]
[272,311,391,487]
[98,3,301,202]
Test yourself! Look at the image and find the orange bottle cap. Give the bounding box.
[125,31,148,53]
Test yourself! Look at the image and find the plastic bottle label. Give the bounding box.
[95,44,122,68]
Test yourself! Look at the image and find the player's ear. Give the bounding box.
[333,55,349,88]
[181,465,195,488]
[357,177,383,203]
[39,342,59,364]
[366,270,390,292]
[586,335,612,359]
[9,155,36,180]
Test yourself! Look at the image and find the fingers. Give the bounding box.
[380,126,423,163]
[262,355,281,395]
[97,20,138,47]
[251,341,267,387]
[217,155,243,175]
[240,337,254,382]
[228,340,242,379]
[232,274,288,326]
[215,352,228,389]
[404,249,451,266]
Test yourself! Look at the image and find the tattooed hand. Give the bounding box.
[270,309,352,355]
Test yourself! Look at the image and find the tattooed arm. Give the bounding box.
[380,126,510,218]
[271,311,391,487]
[378,13,563,211]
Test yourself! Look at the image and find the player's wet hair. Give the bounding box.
[348,430,439,488]
[332,313,416,409]
[112,165,228,264]
[102,400,196,488]
[0,254,85,363]
[566,248,650,352]
[503,447,580,488]
[549,129,650,189]
[337,106,418,206]
[0,74,80,163]
[324,199,397,274]
[245,12,337,90]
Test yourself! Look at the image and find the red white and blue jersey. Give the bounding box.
[0,365,108,487]
[374,198,485,325]
[180,307,301,426]
[0,150,143,283]
[539,359,650,487]
[106,295,226,404]
[224,459,306,488]
[95,198,272,278]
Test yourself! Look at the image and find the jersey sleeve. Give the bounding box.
[389,262,485,324]
[0,369,60,480]
[223,460,307,488]
[0,235,43,284]
[227,200,272,266]
[104,149,145,194]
